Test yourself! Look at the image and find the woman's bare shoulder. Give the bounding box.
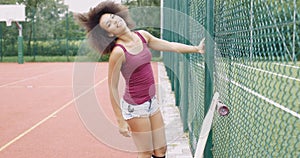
[135,30,153,43]
[109,46,125,63]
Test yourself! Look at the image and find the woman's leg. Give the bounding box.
[150,110,167,157]
[127,117,153,158]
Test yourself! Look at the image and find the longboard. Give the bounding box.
[194,92,229,158]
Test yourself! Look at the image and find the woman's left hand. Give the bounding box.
[197,38,205,54]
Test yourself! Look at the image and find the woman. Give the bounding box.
[75,1,205,158]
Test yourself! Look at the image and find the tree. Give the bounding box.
[16,0,69,56]
[16,0,45,55]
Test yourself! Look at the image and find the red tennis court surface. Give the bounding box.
[0,62,158,158]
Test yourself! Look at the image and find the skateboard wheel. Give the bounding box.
[217,101,229,116]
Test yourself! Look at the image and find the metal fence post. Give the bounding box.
[204,0,214,157]
[65,9,70,61]
[0,24,2,62]
[182,0,190,132]
[17,23,24,64]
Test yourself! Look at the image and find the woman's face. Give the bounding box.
[99,13,127,36]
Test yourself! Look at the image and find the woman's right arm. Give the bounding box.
[108,48,131,137]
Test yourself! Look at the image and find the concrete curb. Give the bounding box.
[157,62,193,158]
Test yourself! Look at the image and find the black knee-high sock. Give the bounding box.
[152,155,165,158]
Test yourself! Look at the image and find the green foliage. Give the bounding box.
[0,0,17,4]
[0,0,86,61]
[124,0,161,38]
[0,0,163,62]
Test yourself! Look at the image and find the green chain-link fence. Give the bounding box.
[162,0,299,157]
[0,17,82,62]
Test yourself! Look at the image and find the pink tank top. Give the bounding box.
[115,32,155,105]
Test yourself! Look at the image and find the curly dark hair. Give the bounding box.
[74,1,135,55]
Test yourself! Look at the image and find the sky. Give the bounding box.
[64,0,121,13]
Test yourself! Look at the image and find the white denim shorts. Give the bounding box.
[120,96,160,120]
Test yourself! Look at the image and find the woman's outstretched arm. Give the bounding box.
[140,30,205,54]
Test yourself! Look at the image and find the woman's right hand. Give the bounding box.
[118,120,131,137]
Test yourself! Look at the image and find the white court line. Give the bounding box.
[274,63,300,69]
[233,63,300,82]
[218,74,300,119]
[0,77,108,152]
[0,69,67,88]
